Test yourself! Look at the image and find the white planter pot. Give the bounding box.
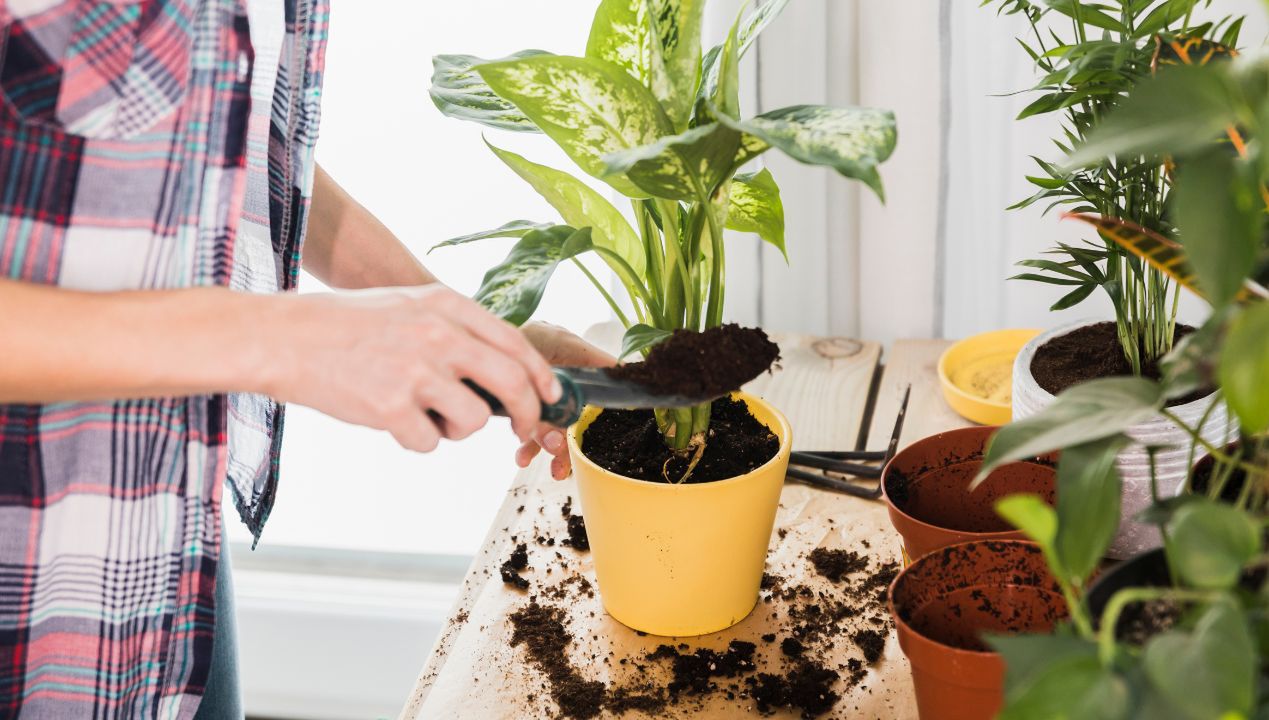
[1012,320,1235,558]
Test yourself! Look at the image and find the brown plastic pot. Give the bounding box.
[882,425,1057,563]
[888,540,1069,720]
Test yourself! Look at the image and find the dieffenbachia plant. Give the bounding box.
[429,0,896,455]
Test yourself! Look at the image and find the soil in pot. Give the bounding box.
[1030,321,1202,404]
[581,396,779,483]
[1191,444,1254,505]
[605,323,781,399]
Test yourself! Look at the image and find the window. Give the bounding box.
[226,0,611,557]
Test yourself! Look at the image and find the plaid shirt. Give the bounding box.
[0,0,327,716]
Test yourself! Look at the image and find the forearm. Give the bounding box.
[0,279,282,404]
[304,164,438,289]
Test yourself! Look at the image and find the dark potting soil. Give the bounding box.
[1030,321,1202,404]
[500,543,530,591]
[605,323,781,399]
[581,396,779,483]
[746,661,841,719]
[1114,598,1185,646]
[808,548,869,583]
[559,497,590,551]
[1191,459,1250,505]
[509,602,607,719]
[852,629,885,664]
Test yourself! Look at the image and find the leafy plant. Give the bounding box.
[985,0,1248,375]
[429,0,896,464]
[977,46,1269,720]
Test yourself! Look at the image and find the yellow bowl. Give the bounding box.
[937,329,1041,426]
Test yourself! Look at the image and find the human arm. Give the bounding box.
[0,279,559,451]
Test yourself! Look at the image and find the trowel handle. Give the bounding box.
[457,369,585,428]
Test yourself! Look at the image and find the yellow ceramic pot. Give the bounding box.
[567,392,792,637]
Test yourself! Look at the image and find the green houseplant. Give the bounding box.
[430,0,896,457]
[988,0,1244,373]
[429,0,896,638]
[988,0,1249,557]
[973,49,1269,719]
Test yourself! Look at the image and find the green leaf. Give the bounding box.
[1168,500,1261,590]
[477,54,675,198]
[1051,283,1099,311]
[600,122,741,200]
[738,0,790,54]
[998,653,1130,720]
[429,220,552,253]
[1055,436,1127,580]
[1220,304,1269,434]
[474,226,593,325]
[993,633,1098,699]
[429,52,550,133]
[586,0,705,130]
[485,141,646,278]
[1040,0,1129,33]
[695,0,787,124]
[1066,64,1240,168]
[727,168,786,259]
[714,105,897,200]
[981,378,1164,476]
[996,494,1063,575]
[618,323,673,360]
[1144,602,1256,720]
[1173,149,1262,309]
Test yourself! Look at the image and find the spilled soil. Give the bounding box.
[581,396,779,483]
[1030,321,1202,405]
[606,324,781,399]
[498,527,902,719]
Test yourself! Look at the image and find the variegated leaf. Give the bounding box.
[485,141,646,278]
[429,52,550,133]
[587,0,705,130]
[429,220,552,253]
[1066,213,1203,298]
[601,122,741,200]
[477,227,593,325]
[618,323,673,360]
[716,105,897,199]
[477,55,675,198]
[475,226,593,326]
[696,0,788,124]
[727,168,785,259]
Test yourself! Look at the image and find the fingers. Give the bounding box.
[388,410,442,453]
[522,321,616,368]
[442,293,561,403]
[447,332,541,441]
[515,426,572,480]
[515,439,539,468]
[419,380,491,441]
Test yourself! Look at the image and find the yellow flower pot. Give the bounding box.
[567,392,792,637]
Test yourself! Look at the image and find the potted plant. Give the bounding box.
[984,1,1245,556]
[429,0,896,636]
[882,425,1058,563]
[973,49,1269,718]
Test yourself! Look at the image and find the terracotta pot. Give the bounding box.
[889,540,1069,720]
[882,426,1057,563]
[566,392,792,637]
[1013,320,1235,558]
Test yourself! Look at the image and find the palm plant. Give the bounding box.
[988,0,1245,375]
[430,0,895,457]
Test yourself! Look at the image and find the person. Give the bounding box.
[0,0,610,716]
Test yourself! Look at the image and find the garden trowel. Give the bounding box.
[459,367,722,428]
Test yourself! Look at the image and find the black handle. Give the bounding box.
[427,369,585,429]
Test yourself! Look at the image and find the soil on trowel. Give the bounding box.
[1030,321,1201,404]
[581,396,779,483]
[605,323,781,399]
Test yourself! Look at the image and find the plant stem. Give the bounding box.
[1096,587,1219,665]
[571,258,632,327]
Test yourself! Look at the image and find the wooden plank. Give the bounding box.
[867,339,973,453]
[402,334,967,720]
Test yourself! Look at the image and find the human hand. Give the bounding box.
[515,321,616,479]
[268,286,560,452]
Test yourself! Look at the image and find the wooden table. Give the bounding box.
[399,336,970,720]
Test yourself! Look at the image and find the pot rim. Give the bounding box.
[566,391,793,493]
[936,327,1042,412]
[1015,318,1220,412]
[881,426,1055,538]
[887,539,1055,659]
